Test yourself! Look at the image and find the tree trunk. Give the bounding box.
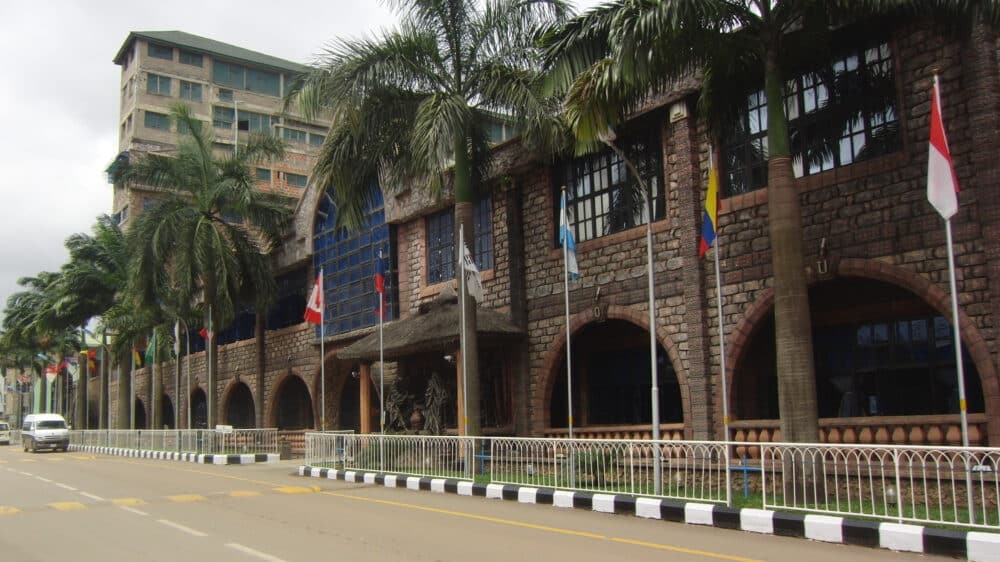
[454,133,481,437]
[764,50,819,445]
[255,312,266,428]
[117,359,130,429]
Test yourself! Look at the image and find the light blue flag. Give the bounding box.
[559,191,579,280]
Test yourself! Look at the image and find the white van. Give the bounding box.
[0,421,10,445]
[22,414,69,453]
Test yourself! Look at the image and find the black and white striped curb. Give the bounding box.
[69,444,279,465]
[298,466,1000,561]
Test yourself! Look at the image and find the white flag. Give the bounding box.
[462,242,484,303]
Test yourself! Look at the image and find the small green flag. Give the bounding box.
[144,333,156,364]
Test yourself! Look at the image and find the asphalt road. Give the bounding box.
[0,445,942,562]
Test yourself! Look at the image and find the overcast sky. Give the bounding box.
[0,0,599,318]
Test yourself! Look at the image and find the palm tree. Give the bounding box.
[288,0,571,436]
[542,0,999,444]
[114,103,290,428]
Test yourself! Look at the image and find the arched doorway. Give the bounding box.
[160,395,175,429]
[338,373,360,431]
[273,375,314,429]
[548,319,682,428]
[87,400,99,429]
[190,388,207,429]
[733,278,985,420]
[134,398,147,429]
[225,382,256,428]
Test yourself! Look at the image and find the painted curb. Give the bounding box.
[296,465,1000,561]
[67,444,279,465]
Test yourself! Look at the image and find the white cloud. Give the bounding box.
[0,0,600,313]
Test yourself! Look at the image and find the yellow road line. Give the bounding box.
[112,498,145,507]
[273,486,319,495]
[18,459,36,463]
[45,457,66,462]
[0,506,19,515]
[49,502,86,511]
[320,491,764,562]
[229,490,262,498]
[166,494,205,503]
[610,537,764,562]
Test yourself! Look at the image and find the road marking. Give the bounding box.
[35,477,52,483]
[320,491,765,562]
[18,471,33,476]
[113,498,145,507]
[70,455,96,460]
[0,506,19,515]
[166,494,206,503]
[45,457,65,462]
[273,486,318,495]
[18,459,36,463]
[157,519,207,537]
[55,483,77,491]
[120,506,148,516]
[49,502,86,511]
[80,492,105,501]
[225,543,286,562]
[229,490,262,498]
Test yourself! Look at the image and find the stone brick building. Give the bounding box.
[108,18,1000,448]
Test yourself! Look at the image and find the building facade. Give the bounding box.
[110,19,999,449]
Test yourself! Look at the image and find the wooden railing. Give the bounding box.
[730,413,989,458]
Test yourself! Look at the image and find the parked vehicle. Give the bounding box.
[22,414,69,453]
[0,422,10,445]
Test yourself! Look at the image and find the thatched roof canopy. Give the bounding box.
[337,286,522,361]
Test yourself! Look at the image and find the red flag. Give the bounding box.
[199,327,208,339]
[304,272,323,325]
[374,249,385,320]
[927,75,959,219]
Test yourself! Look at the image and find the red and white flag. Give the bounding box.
[304,271,323,325]
[928,75,959,220]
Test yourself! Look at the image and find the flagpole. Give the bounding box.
[130,341,135,430]
[459,225,469,438]
[561,187,574,440]
[320,268,326,432]
[378,252,385,435]
[708,146,732,508]
[207,304,212,430]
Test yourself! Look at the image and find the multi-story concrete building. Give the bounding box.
[111,31,330,225]
[106,18,1000,452]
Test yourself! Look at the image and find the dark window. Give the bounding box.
[144,111,170,131]
[426,198,493,284]
[241,111,270,132]
[215,306,255,345]
[147,74,171,96]
[218,89,234,102]
[256,168,271,181]
[179,50,203,67]
[309,133,325,146]
[286,173,307,188]
[266,272,307,330]
[312,186,396,334]
[283,128,307,143]
[556,128,664,243]
[723,41,899,196]
[212,106,233,129]
[212,61,279,96]
[148,43,173,61]
[179,81,202,102]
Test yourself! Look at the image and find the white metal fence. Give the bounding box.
[304,433,1000,529]
[760,442,1000,529]
[71,429,279,455]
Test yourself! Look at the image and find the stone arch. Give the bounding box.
[222,380,256,428]
[160,395,175,429]
[267,370,314,430]
[535,304,689,435]
[190,387,208,429]
[724,258,999,440]
[133,398,147,429]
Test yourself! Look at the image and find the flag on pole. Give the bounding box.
[199,312,214,342]
[462,239,484,303]
[144,333,156,365]
[304,271,323,325]
[699,157,720,257]
[132,348,143,367]
[928,75,959,219]
[374,249,386,319]
[559,192,579,280]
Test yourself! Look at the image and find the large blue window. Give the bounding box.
[313,187,396,335]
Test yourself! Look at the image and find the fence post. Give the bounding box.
[761,444,769,511]
[893,447,903,523]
